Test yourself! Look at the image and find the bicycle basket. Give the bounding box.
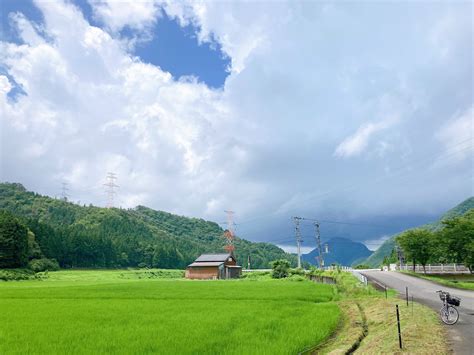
[447,295,461,306]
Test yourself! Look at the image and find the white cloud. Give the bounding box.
[0,76,12,96]
[334,121,391,158]
[88,0,161,33]
[0,0,472,243]
[9,12,45,46]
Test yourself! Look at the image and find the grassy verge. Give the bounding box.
[0,269,340,354]
[355,297,448,354]
[400,271,474,291]
[313,271,449,354]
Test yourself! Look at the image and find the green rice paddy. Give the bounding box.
[0,270,340,354]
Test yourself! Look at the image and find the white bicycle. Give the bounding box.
[437,290,460,325]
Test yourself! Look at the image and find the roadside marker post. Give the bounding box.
[385,285,387,299]
[405,287,409,307]
[396,304,403,349]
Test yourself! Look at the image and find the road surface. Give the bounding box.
[361,270,474,355]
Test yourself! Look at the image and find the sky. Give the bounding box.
[0,0,472,252]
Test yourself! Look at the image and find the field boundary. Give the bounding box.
[305,301,367,355]
[346,303,368,354]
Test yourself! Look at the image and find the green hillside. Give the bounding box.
[364,197,474,267]
[0,183,295,269]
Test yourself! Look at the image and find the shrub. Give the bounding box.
[240,271,271,280]
[270,259,290,279]
[0,268,36,281]
[287,274,306,282]
[289,268,305,276]
[28,258,60,272]
[354,264,370,269]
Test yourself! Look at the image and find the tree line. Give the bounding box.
[390,209,474,273]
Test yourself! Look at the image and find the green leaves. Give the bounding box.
[271,259,291,278]
[0,210,29,268]
[396,208,474,273]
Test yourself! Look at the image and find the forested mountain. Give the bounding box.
[364,197,474,267]
[0,183,295,269]
[302,237,373,267]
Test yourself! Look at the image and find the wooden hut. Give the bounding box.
[185,253,242,280]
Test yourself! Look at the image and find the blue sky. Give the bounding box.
[1,0,229,88]
[0,0,472,251]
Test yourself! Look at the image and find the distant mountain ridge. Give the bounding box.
[0,182,296,269]
[363,197,474,267]
[302,237,373,267]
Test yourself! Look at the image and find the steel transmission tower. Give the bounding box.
[314,222,324,269]
[224,210,235,254]
[293,217,303,268]
[104,172,119,208]
[60,182,69,201]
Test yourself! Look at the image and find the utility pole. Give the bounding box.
[314,222,324,269]
[247,255,251,270]
[397,246,405,270]
[293,217,302,268]
[104,172,119,208]
[224,210,235,254]
[60,182,69,201]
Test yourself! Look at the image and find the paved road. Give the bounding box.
[361,271,474,355]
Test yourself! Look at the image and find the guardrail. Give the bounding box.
[399,263,471,274]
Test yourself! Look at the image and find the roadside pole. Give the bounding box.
[405,287,409,307]
[396,305,403,349]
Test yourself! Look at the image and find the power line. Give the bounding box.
[104,172,119,208]
[232,138,474,227]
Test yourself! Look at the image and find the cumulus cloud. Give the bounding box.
[0,0,472,244]
[88,0,161,33]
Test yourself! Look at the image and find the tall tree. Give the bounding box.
[397,229,435,273]
[439,210,474,273]
[0,210,29,268]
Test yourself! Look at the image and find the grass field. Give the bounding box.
[401,271,474,291]
[0,270,339,354]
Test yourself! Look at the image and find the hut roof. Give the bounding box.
[195,253,233,262]
[188,261,225,267]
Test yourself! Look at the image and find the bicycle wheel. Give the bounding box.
[440,306,459,325]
